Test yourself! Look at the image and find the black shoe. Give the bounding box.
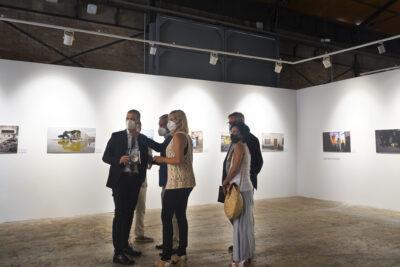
[123,246,142,257]
[228,245,233,253]
[113,254,135,265]
[155,244,163,250]
[159,248,178,257]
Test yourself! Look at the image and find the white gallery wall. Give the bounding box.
[0,59,297,222]
[297,69,400,211]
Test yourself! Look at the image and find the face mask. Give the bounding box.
[167,120,177,132]
[230,134,240,143]
[126,119,136,130]
[158,127,168,136]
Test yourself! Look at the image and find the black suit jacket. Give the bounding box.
[102,130,150,189]
[222,132,263,189]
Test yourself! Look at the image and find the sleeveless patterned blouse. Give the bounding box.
[165,132,196,190]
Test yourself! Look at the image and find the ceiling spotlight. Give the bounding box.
[46,0,58,3]
[322,56,332,69]
[63,30,74,46]
[87,4,98,15]
[377,43,386,54]
[149,44,157,56]
[209,52,218,65]
[274,61,283,73]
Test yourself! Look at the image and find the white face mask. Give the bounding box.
[126,119,136,130]
[167,120,177,132]
[158,127,168,137]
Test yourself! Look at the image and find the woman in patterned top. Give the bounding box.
[154,110,196,266]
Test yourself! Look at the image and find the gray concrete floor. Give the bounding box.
[1,197,400,266]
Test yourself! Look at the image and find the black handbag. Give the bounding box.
[217,186,225,203]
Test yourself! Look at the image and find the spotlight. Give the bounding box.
[149,44,157,55]
[274,61,283,73]
[46,0,58,3]
[322,56,332,69]
[87,4,98,15]
[377,43,386,54]
[209,52,218,65]
[63,30,74,46]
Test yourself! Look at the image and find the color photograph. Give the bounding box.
[190,131,203,153]
[322,131,351,152]
[262,133,284,152]
[221,132,231,152]
[376,129,400,154]
[0,125,19,153]
[47,127,96,153]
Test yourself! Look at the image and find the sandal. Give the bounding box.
[171,254,188,264]
[155,259,171,267]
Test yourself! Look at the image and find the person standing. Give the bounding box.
[102,109,151,265]
[132,121,154,243]
[223,112,263,253]
[154,110,196,266]
[149,114,179,251]
[223,122,255,267]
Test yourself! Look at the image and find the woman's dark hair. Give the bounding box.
[230,122,250,143]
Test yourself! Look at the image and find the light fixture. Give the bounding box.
[45,0,58,3]
[209,52,218,65]
[322,56,332,69]
[63,30,74,46]
[377,43,386,54]
[149,44,157,55]
[87,4,98,15]
[274,61,283,73]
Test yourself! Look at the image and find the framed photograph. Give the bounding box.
[262,133,284,152]
[0,126,19,153]
[375,129,400,154]
[322,131,351,152]
[47,127,96,153]
[190,131,203,153]
[221,132,231,152]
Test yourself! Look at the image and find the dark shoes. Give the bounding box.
[123,246,142,257]
[155,243,163,250]
[228,245,233,253]
[113,254,135,265]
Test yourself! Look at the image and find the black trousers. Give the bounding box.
[161,187,193,260]
[112,173,142,254]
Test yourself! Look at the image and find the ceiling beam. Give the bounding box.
[359,0,399,28]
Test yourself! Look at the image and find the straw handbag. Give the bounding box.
[224,169,244,220]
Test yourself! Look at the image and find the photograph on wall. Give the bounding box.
[262,133,284,152]
[221,132,231,152]
[0,126,19,153]
[190,131,203,153]
[322,131,351,152]
[375,129,400,154]
[47,127,96,153]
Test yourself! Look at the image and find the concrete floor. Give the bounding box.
[1,197,400,266]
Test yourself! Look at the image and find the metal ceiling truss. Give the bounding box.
[1,16,399,67]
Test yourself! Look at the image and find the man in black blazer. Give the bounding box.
[103,109,151,265]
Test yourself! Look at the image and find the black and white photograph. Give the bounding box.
[0,125,18,153]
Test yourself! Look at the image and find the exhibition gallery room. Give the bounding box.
[2,1,400,266]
